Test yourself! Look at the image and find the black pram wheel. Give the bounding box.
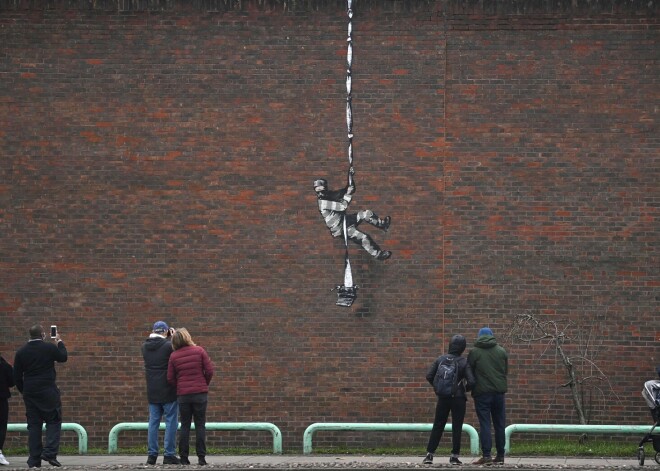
[654,451,660,465]
[638,447,645,465]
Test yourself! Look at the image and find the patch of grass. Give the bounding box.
[510,438,641,457]
[308,438,645,457]
[2,445,273,456]
[3,438,648,457]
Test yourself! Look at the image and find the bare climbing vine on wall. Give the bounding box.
[508,313,619,430]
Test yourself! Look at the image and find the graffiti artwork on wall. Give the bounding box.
[313,0,392,307]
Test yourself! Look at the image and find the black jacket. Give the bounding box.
[13,339,67,396]
[0,355,14,399]
[426,335,476,399]
[141,335,177,404]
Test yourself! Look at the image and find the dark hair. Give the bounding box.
[29,324,44,339]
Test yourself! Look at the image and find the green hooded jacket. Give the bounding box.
[467,334,508,397]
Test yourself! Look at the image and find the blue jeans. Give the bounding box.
[474,393,506,458]
[148,401,179,457]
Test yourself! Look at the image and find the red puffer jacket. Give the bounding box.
[167,345,214,396]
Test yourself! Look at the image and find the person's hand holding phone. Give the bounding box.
[50,325,62,343]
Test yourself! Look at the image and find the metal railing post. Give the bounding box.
[303,422,479,455]
[504,424,654,454]
[7,423,88,454]
[108,422,282,454]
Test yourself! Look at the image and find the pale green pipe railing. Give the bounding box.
[303,422,480,455]
[505,424,653,454]
[108,422,282,454]
[8,423,88,454]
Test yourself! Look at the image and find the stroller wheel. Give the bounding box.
[654,451,660,465]
[638,447,645,466]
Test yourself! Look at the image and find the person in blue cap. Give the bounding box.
[467,327,508,465]
[141,321,180,465]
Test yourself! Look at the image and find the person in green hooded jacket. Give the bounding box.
[467,327,508,465]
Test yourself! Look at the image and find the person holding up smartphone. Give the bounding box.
[13,325,68,468]
[142,321,180,466]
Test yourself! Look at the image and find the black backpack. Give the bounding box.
[433,355,458,397]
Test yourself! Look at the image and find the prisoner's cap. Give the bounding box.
[313,179,327,189]
[478,327,493,338]
[152,321,169,333]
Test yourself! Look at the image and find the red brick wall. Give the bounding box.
[0,0,657,451]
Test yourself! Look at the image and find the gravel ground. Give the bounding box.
[0,463,647,471]
[0,455,647,471]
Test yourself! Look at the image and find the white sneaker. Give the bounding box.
[0,451,9,465]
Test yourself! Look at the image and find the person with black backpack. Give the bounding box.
[423,334,476,465]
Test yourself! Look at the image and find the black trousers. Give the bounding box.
[0,398,8,450]
[426,396,467,456]
[23,395,62,468]
[178,399,208,459]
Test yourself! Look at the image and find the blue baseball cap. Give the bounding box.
[152,321,169,333]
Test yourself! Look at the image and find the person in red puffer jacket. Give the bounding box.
[167,328,214,466]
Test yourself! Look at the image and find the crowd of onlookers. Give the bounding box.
[0,323,506,468]
[6,322,653,468]
[0,321,213,468]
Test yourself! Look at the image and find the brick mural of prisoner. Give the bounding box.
[314,167,392,261]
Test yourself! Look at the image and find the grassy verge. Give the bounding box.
[2,445,275,456]
[312,439,640,457]
[3,438,647,457]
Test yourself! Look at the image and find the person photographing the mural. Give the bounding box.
[313,166,392,261]
[13,325,68,468]
[142,321,180,466]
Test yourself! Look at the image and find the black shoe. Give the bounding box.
[376,250,392,261]
[146,455,157,465]
[493,455,504,465]
[450,456,463,465]
[422,453,433,464]
[382,216,391,232]
[198,457,207,466]
[180,456,190,465]
[163,455,181,465]
[40,456,61,467]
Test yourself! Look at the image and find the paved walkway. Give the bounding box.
[0,455,646,470]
